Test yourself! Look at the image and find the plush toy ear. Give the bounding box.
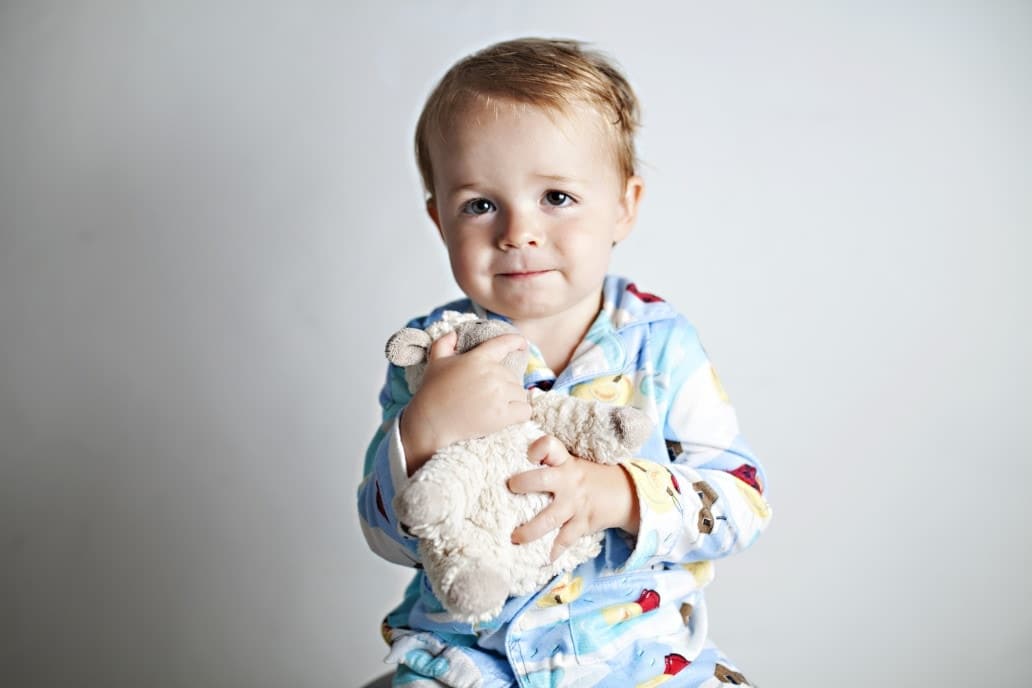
[385,328,432,367]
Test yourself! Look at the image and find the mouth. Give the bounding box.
[496,269,554,279]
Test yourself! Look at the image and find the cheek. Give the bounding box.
[562,225,614,256]
[447,235,491,272]
[565,232,616,277]
[455,234,486,257]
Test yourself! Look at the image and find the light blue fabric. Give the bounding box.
[357,275,771,687]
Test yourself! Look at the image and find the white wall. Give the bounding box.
[2,2,1029,686]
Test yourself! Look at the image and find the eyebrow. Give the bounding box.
[534,174,581,184]
[444,174,583,197]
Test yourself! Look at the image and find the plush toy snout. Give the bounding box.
[394,476,465,539]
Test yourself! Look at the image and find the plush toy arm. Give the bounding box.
[529,389,653,464]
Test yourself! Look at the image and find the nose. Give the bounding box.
[497,207,544,250]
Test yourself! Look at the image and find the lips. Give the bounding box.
[496,268,554,278]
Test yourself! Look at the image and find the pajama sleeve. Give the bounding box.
[356,361,422,567]
[621,317,772,570]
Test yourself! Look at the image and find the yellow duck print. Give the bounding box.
[571,373,635,406]
[536,574,585,608]
[625,459,680,514]
[524,353,551,377]
[682,560,715,588]
[734,480,770,520]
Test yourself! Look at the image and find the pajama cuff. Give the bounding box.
[387,413,412,495]
[619,458,702,570]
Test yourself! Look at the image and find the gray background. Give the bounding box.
[2,1,1029,686]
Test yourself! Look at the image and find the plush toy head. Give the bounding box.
[385,313,528,391]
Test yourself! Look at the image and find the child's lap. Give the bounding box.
[382,642,755,687]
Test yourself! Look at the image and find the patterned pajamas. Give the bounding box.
[358,276,772,687]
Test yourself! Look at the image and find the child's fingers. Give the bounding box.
[470,332,527,360]
[507,442,566,496]
[550,518,589,562]
[527,435,569,467]
[427,331,457,360]
[507,465,548,496]
[510,499,571,545]
[508,452,562,495]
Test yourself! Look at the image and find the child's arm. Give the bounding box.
[357,359,420,566]
[509,317,772,568]
[357,325,531,567]
[622,317,772,567]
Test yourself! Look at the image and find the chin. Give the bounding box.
[495,299,559,321]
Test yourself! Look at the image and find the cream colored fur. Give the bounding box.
[386,313,652,623]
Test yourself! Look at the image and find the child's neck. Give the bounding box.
[512,293,603,375]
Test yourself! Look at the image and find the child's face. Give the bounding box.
[427,99,643,328]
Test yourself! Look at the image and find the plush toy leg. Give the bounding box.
[531,393,653,463]
[427,554,510,623]
[608,405,653,451]
[445,561,509,623]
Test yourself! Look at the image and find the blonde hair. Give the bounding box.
[415,37,641,201]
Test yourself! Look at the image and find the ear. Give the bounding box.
[385,328,432,366]
[614,175,644,244]
[426,199,444,242]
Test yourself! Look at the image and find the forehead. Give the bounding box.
[430,97,620,177]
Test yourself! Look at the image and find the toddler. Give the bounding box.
[358,37,772,688]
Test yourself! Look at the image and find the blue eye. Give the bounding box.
[544,191,572,207]
[462,198,495,215]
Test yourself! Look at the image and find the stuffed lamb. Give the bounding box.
[386,312,652,623]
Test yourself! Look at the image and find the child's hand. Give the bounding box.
[400,331,532,475]
[508,435,640,561]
